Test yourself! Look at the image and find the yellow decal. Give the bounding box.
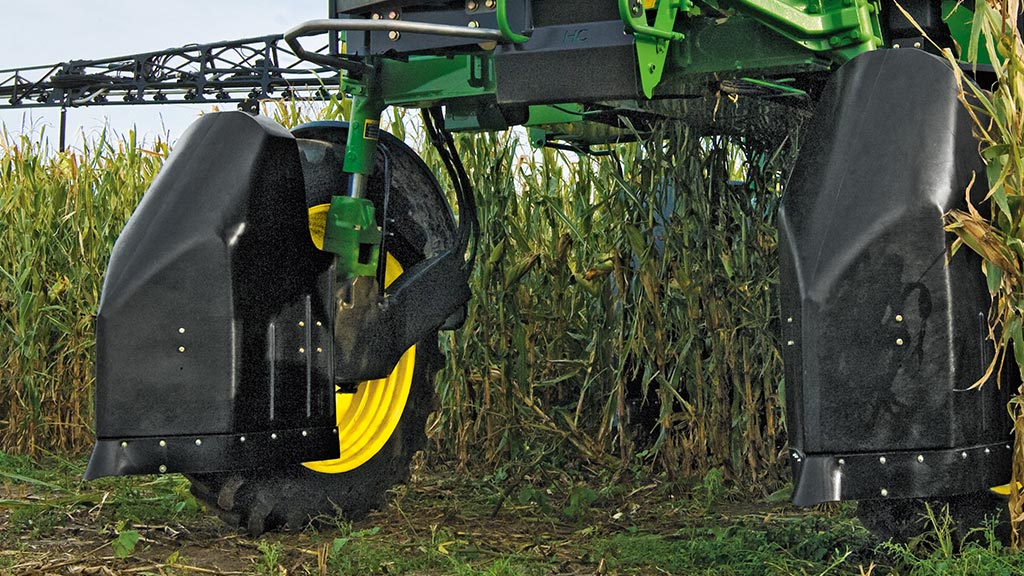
[308,204,330,250]
[363,119,380,141]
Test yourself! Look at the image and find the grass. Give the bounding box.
[0,451,200,539]
[3,450,1024,575]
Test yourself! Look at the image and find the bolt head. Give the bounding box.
[271,433,278,440]
[879,456,886,464]
[159,465,167,473]
[195,438,202,446]
[120,441,128,448]
[159,440,167,447]
[881,488,889,497]
[917,454,924,463]
[388,30,401,41]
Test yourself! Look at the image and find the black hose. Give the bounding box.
[422,107,479,272]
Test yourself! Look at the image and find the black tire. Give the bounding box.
[186,122,454,536]
[187,339,438,535]
[856,492,1009,546]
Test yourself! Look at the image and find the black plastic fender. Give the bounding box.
[779,49,1014,506]
[86,113,459,479]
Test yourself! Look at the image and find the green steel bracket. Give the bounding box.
[380,54,495,108]
[620,0,691,98]
[526,121,639,149]
[525,104,587,126]
[723,0,882,62]
[497,0,530,43]
[323,195,382,280]
[528,127,548,148]
[663,13,828,77]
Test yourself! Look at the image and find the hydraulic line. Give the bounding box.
[421,107,479,272]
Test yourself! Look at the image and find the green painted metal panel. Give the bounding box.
[380,54,495,107]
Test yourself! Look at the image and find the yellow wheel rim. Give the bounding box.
[303,253,416,474]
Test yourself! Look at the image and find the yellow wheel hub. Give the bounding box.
[303,253,416,474]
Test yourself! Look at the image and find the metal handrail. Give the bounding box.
[617,0,685,42]
[284,18,508,72]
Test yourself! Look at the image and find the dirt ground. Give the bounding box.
[2,458,749,576]
[8,453,1001,576]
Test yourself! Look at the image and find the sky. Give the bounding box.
[0,0,327,147]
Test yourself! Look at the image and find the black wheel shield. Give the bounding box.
[186,341,440,535]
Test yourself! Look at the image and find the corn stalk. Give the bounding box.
[0,129,164,455]
[2,100,802,492]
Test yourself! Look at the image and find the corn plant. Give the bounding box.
[426,116,803,487]
[0,128,165,455]
[1,98,803,492]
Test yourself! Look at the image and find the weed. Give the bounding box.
[253,540,284,576]
[110,526,139,559]
[515,484,551,514]
[324,524,446,575]
[562,485,599,521]
[451,556,528,576]
[691,467,728,513]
